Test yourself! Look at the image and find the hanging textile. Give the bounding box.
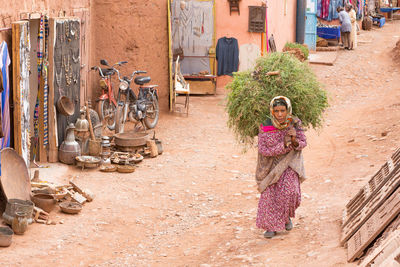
[328,0,345,21]
[0,41,11,149]
[357,0,363,18]
[322,0,330,19]
[33,15,49,159]
[33,15,45,157]
[239,43,260,71]
[317,0,322,17]
[43,16,49,146]
[319,0,345,21]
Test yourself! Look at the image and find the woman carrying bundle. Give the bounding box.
[255,96,307,238]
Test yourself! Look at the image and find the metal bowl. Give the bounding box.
[75,156,101,169]
[114,132,150,147]
[0,226,13,247]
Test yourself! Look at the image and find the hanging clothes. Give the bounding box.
[216,37,239,76]
[239,43,261,71]
[0,41,10,151]
[317,0,322,17]
[328,0,345,21]
[322,0,330,19]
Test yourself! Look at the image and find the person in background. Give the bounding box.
[255,96,307,239]
[346,4,357,50]
[337,6,352,50]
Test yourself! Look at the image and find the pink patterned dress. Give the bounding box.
[256,126,307,232]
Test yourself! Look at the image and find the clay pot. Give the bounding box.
[56,96,75,116]
[155,139,163,155]
[12,211,28,235]
[31,194,57,213]
[0,227,13,247]
[2,199,34,226]
[59,201,82,214]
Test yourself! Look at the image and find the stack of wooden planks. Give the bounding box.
[341,148,400,265]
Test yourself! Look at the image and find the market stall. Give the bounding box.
[12,15,81,165]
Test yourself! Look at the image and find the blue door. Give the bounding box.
[305,0,317,51]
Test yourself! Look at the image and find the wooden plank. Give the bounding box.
[341,148,400,243]
[360,230,400,266]
[347,185,400,262]
[167,0,173,112]
[316,46,339,52]
[343,155,398,227]
[12,23,22,156]
[48,18,57,162]
[341,167,400,245]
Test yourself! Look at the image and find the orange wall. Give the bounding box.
[215,0,297,90]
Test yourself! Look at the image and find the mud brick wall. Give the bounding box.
[90,0,169,111]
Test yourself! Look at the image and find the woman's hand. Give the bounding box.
[287,127,296,138]
[287,127,299,148]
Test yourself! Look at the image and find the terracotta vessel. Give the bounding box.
[12,211,28,235]
[31,194,57,213]
[2,199,34,225]
[0,227,13,247]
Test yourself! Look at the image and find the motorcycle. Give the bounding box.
[91,59,127,130]
[114,68,160,133]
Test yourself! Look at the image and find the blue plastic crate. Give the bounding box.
[317,26,341,41]
[372,17,385,27]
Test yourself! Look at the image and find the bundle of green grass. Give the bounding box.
[226,52,328,147]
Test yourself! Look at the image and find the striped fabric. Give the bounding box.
[0,41,11,150]
[33,16,44,142]
[34,15,50,150]
[43,16,49,145]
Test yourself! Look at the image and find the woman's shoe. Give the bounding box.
[264,231,276,239]
[285,219,293,231]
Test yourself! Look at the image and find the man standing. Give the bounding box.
[337,6,352,50]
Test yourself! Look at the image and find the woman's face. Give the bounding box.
[273,105,288,124]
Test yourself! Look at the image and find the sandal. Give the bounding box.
[264,231,276,239]
[285,219,293,231]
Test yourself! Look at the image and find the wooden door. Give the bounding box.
[305,0,317,51]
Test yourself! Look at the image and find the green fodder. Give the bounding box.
[284,42,310,59]
[226,52,328,147]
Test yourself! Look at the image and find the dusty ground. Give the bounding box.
[1,21,400,267]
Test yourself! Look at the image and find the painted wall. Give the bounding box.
[215,0,297,90]
[90,0,170,111]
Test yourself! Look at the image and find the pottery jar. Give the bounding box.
[12,211,28,235]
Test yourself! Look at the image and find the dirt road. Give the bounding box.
[1,21,400,267]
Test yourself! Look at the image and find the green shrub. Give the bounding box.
[226,52,328,147]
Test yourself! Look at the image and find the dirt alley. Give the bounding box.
[1,21,400,267]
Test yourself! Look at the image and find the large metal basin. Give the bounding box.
[114,132,150,147]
